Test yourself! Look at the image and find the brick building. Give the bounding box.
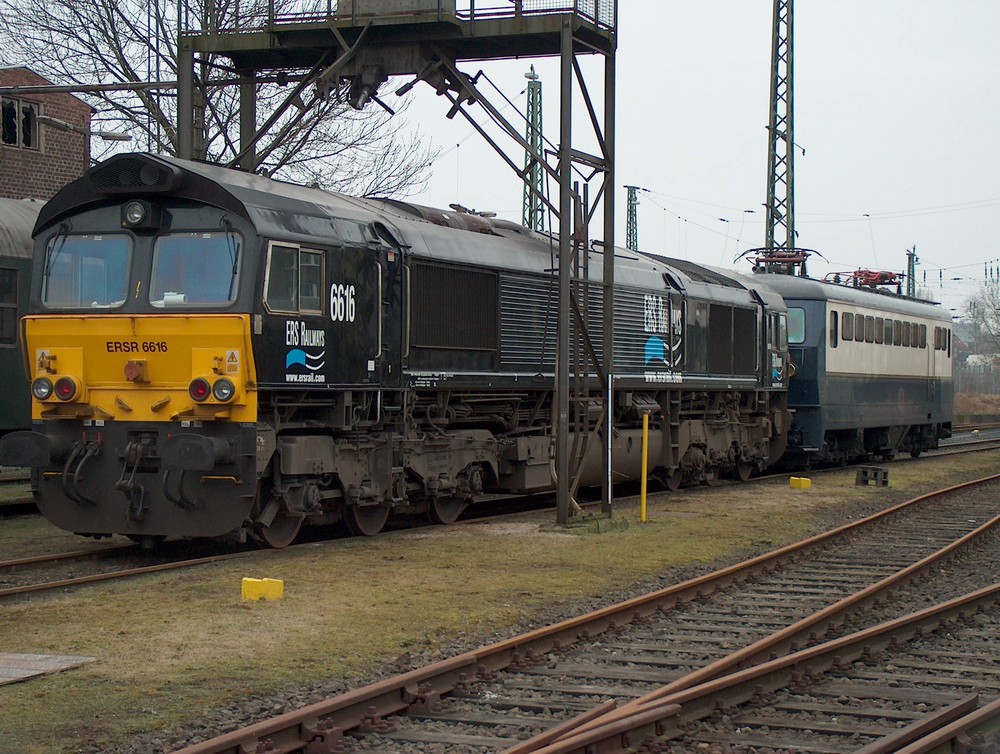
[0,67,92,200]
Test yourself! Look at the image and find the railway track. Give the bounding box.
[524,582,1000,754]
[168,475,1000,754]
[0,544,266,601]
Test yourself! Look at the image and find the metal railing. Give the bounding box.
[182,0,616,36]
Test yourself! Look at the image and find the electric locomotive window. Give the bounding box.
[841,312,853,341]
[829,311,838,348]
[787,307,805,344]
[0,268,16,344]
[893,320,902,346]
[864,316,875,343]
[41,234,131,308]
[854,314,865,342]
[884,319,894,346]
[150,232,242,308]
[874,317,884,344]
[901,322,910,347]
[918,324,927,348]
[911,322,919,348]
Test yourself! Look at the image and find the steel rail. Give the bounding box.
[170,474,1000,754]
[0,549,269,600]
[0,544,135,570]
[888,695,1000,754]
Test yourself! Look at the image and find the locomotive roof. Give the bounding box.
[756,272,951,321]
[0,197,42,261]
[36,153,769,306]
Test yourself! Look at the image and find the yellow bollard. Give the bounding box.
[242,577,285,601]
[640,412,649,523]
[789,477,812,490]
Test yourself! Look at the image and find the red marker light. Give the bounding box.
[189,378,211,402]
[54,377,77,401]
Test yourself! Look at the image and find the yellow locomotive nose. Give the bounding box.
[23,314,256,423]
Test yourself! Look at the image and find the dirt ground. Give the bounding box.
[0,451,997,754]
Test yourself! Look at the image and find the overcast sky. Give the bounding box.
[395,1,1000,317]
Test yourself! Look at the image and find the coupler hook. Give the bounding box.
[62,439,100,505]
[116,440,149,521]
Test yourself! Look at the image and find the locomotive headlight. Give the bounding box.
[188,377,211,402]
[53,376,79,401]
[123,201,146,226]
[212,378,236,402]
[31,377,53,400]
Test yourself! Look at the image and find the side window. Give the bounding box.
[894,320,902,346]
[0,268,16,345]
[918,324,927,349]
[948,328,951,357]
[854,314,865,342]
[901,321,910,347]
[829,310,838,348]
[864,316,875,343]
[1,97,39,149]
[842,312,853,341]
[299,251,324,314]
[787,307,804,344]
[884,318,894,346]
[874,317,884,344]
[265,244,298,312]
[265,244,325,315]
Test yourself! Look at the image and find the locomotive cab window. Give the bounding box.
[41,234,131,308]
[263,243,325,315]
[0,268,16,344]
[150,232,242,308]
[787,307,804,344]
[829,310,838,348]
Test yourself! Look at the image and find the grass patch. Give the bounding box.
[1,451,997,753]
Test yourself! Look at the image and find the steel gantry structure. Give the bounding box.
[176,0,618,525]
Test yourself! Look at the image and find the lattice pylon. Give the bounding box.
[522,65,545,232]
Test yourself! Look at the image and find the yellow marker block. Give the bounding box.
[241,577,285,601]
[789,477,813,490]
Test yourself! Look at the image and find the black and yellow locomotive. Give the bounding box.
[1,153,791,546]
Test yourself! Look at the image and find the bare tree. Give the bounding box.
[964,280,1000,353]
[0,0,436,196]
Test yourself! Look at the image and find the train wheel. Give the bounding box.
[429,496,467,525]
[258,509,302,549]
[736,462,753,482]
[909,447,922,458]
[345,503,390,536]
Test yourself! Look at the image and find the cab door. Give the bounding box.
[257,241,380,388]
